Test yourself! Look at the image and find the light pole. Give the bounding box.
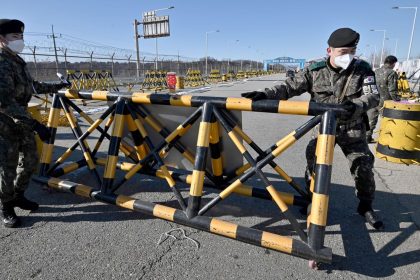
[370,29,386,66]
[205,30,219,76]
[227,39,239,71]
[392,6,418,61]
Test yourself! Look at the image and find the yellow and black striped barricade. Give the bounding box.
[35,89,353,267]
[376,100,420,165]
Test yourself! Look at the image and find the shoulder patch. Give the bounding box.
[309,60,327,71]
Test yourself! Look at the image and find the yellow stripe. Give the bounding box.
[310,193,329,226]
[75,185,92,198]
[233,126,252,144]
[219,179,242,199]
[211,157,223,176]
[278,101,309,115]
[266,185,288,212]
[197,122,211,147]
[277,191,294,205]
[183,151,195,164]
[189,170,205,196]
[91,91,109,101]
[226,97,252,111]
[144,116,162,132]
[273,166,292,183]
[125,163,143,179]
[64,89,81,99]
[40,144,54,163]
[315,135,335,165]
[134,119,148,137]
[112,114,124,137]
[48,108,61,128]
[87,119,102,133]
[79,111,94,123]
[166,125,184,143]
[272,133,296,157]
[126,115,137,131]
[104,155,118,179]
[160,166,176,187]
[116,195,135,210]
[234,184,253,197]
[84,152,96,169]
[132,92,152,104]
[65,112,76,128]
[235,163,251,175]
[62,162,80,174]
[170,95,192,107]
[261,232,293,254]
[228,131,246,154]
[209,122,220,144]
[153,204,176,221]
[210,219,238,239]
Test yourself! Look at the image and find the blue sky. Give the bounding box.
[3,0,419,61]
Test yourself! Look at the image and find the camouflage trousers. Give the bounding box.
[305,123,376,202]
[0,129,39,203]
[366,106,380,139]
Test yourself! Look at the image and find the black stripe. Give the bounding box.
[319,111,336,135]
[236,225,263,245]
[383,107,420,121]
[108,137,122,156]
[295,115,322,139]
[132,200,155,214]
[130,130,145,145]
[148,94,171,105]
[292,240,332,263]
[174,211,211,231]
[187,196,202,218]
[377,143,420,160]
[251,187,272,200]
[191,96,227,107]
[251,100,279,113]
[313,164,332,195]
[308,224,326,250]
[194,146,208,171]
[209,143,221,159]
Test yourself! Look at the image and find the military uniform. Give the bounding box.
[0,47,61,204]
[366,63,399,140]
[265,58,379,203]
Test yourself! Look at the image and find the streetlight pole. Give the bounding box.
[205,30,219,76]
[134,19,141,80]
[392,6,418,61]
[370,29,386,66]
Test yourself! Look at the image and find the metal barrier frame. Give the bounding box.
[34,90,347,264]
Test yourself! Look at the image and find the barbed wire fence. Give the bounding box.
[22,31,262,83]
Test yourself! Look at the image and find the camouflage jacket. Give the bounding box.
[0,47,60,128]
[265,58,380,123]
[374,64,399,106]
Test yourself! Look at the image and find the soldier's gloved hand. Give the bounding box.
[241,91,266,101]
[32,120,51,142]
[341,100,356,119]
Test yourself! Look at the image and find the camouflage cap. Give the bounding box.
[328,28,359,48]
[0,19,25,35]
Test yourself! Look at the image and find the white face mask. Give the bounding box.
[7,39,25,53]
[334,54,354,70]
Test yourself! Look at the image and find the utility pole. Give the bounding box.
[134,19,141,80]
[51,25,60,72]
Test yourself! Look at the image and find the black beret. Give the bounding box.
[0,19,25,35]
[328,28,359,48]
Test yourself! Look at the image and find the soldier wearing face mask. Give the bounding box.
[241,28,384,230]
[0,19,68,228]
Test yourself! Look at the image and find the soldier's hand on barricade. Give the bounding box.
[241,91,266,101]
[32,120,51,142]
[341,100,356,119]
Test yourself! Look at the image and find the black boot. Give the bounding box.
[1,202,20,228]
[14,192,39,211]
[357,201,384,230]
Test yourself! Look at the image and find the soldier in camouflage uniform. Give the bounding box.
[366,55,399,142]
[0,19,67,227]
[242,28,384,230]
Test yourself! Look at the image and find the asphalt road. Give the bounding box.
[1,74,419,280]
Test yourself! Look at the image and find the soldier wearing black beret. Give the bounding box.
[242,28,384,230]
[0,19,69,228]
